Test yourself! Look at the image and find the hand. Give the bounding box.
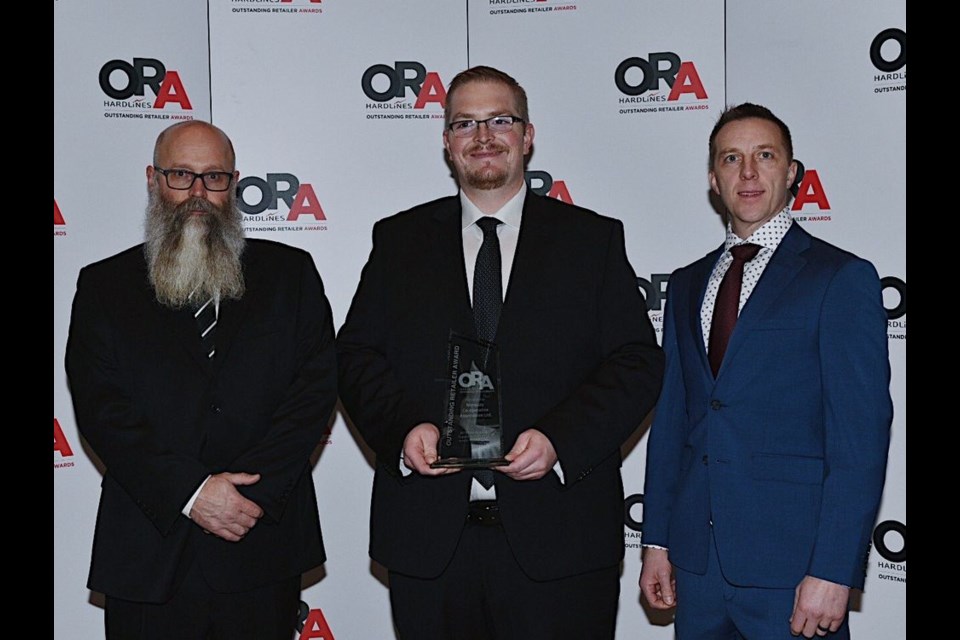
[498,429,558,481]
[639,547,677,610]
[402,423,460,476]
[189,472,264,542]
[790,575,849,637]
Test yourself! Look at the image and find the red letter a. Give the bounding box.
[547,180,574,204]
[54,419,74,458]
[414,72,447,109]
[153,71,193,110]
[287,184,326,221]
[668,62,708,101]
[300,609,335,640]
[791,169,831,211]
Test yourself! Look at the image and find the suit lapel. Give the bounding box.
[432,200,475,337]
[690,247,722,380]
[210,247,256,372]
[172,305,212,371]
[127,254,211,372]
[211,292,249,376]
[495,193,553,347]
[717,225,810,377]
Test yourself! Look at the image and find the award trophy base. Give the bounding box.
[430,457,510,469]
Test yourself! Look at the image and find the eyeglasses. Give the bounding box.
[153,167,234,192]
[447,115,525,138]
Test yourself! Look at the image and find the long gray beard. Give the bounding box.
[144,188,246,309]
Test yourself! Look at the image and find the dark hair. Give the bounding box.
[709,103,792,166]
[444,66,529,126]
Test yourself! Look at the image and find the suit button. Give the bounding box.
[210,404,221,414]
[702,455,709,466]
[710,400,722,410]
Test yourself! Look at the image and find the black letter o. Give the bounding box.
[872,520,906,563]
[624,494,644,532]
[870,28,906,72]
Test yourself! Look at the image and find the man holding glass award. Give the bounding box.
[337,66,664,639]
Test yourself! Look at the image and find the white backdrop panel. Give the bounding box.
[209,1,468,636]
[54,1,905,637]
[54,1,212,638]
[727,1,906,638]
[468,1,724,637]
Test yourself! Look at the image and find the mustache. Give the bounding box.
[465,141,509,154]
[156,196,221,239]
[174,196,217,217]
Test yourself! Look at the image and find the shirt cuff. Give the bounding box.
[182,475,211,517]
[553,459,565,484]
[398,453,413,477]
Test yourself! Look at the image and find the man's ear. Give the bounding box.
[786,160,798,188]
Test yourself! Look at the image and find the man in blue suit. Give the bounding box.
[639,103,892,639]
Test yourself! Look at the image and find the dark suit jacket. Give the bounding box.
[643,224,892,590]
[337,193,664,581]
[65,239,337,603]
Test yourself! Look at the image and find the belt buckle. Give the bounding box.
[467,500,501,526]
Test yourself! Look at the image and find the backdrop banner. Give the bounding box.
[55,1,905,637]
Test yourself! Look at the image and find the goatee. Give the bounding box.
[144,187,246,309]
[461,142,510,191]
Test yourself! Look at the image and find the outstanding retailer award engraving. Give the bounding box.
[431,332,508,469]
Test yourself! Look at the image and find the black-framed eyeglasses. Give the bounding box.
[153,167,234,192]
[447,115,525,138]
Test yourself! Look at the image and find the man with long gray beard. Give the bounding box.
[65,120,337,640]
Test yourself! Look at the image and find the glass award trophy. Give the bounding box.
[430,332,508,469]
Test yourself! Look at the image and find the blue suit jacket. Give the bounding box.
[642,224,891,590]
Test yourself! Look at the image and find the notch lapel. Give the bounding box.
[716,225,809,378]
[689,248,721,380]
[432,200,475,337]
[128,256,211,372]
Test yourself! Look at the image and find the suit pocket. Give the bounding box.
[750,453,824,485]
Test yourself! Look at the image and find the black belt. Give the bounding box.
[467,500,501,526]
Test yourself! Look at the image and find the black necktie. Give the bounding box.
[194,298,217,359]
[473,217,504,344]
[472,217,502,490]
[708,243,761,377]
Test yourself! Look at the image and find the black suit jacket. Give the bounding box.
[65,239,337,603]
[337,193,664,580]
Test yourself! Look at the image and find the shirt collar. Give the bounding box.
[724,207,793,252]
[460,183,526,231]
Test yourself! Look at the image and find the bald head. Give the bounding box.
[152,120,236,171]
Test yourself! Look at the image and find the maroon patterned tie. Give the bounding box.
[708,243,761,377]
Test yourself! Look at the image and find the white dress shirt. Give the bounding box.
[399,184,565,499]
[461,186,524,501]
[699,209,794,347]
